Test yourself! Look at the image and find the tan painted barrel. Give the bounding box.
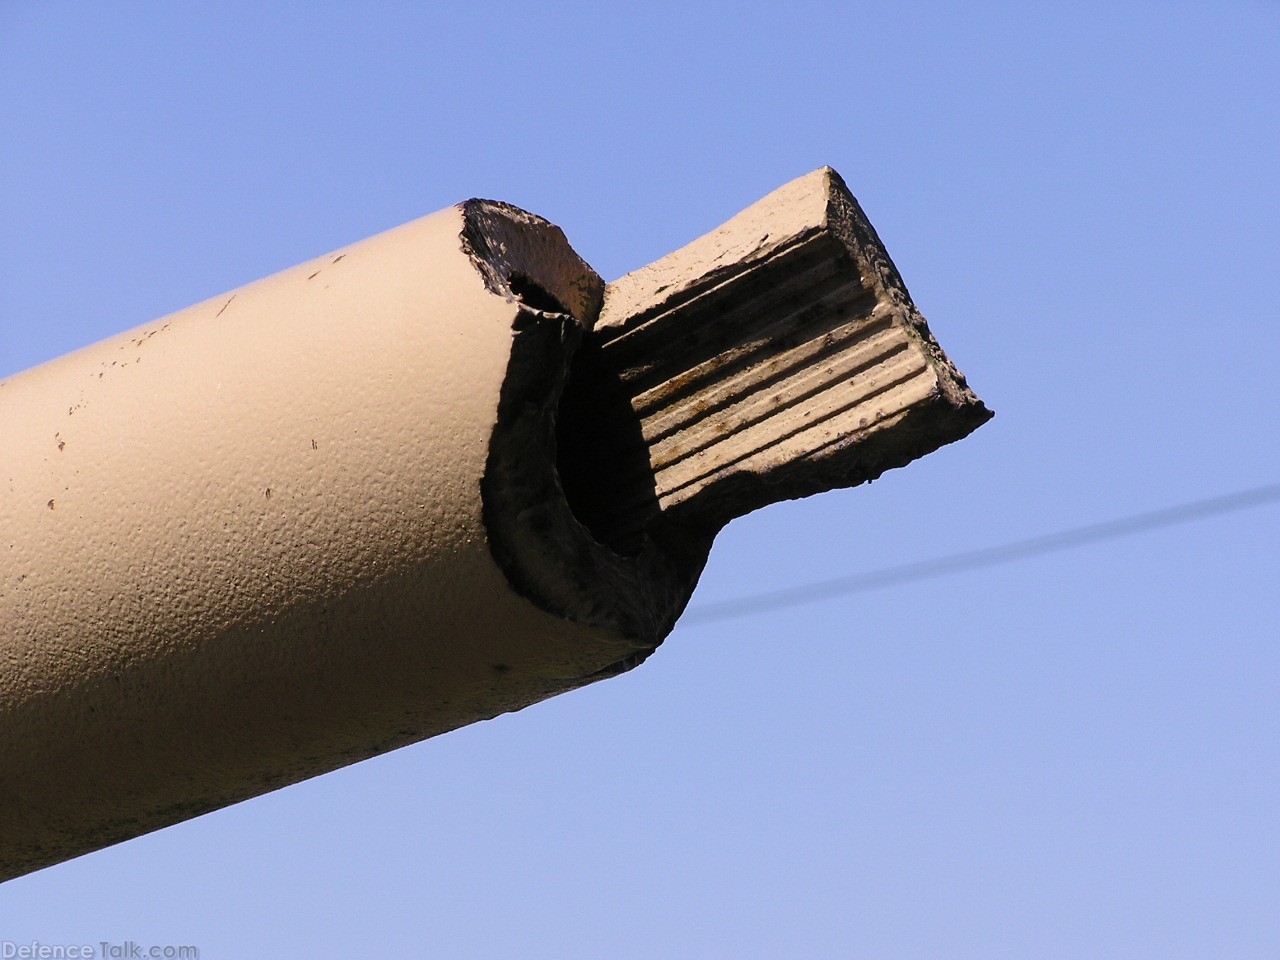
[0,168,989,882]
[0,200,710,881]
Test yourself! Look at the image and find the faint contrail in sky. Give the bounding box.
[681,481,1280,625]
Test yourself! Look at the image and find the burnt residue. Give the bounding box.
[458,199,603,324]
[481,302,712,650]
[508,272,569,315]
[555,334,660,555]
[469,200,711,652]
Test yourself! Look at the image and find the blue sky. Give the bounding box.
[2,3,1278,957]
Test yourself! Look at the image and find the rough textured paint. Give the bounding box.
[0,202,709,881]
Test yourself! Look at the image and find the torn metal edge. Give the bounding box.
[581,168,993,533]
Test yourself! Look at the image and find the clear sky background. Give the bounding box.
[2,3,1278,957]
